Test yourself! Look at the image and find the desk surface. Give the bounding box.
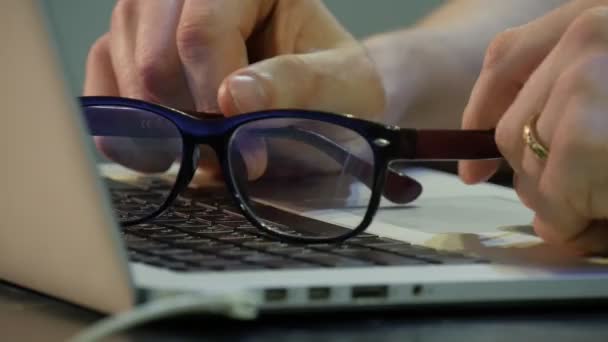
[2,281,608,342]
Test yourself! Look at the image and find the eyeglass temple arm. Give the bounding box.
[251,127,423,204]
[399,129,501,160]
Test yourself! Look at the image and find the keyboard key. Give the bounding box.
[149,248,195,257]
[291,252,371,267]
[193,211,227,220]
[173,206,206,214]
[327,247,429,266]
[349,237,411,247]
[233,225,261,235]
[218,248,264,259]
[171,237,216,248]
[148,232,191,241]
[265,246,314,256]
[241,254,313,269]
[249,257,316,269]
[152,217,188,224]
[372,244,481,264]
[170,254,220,263]
[199,259,255,270]
[132,192,167,203]
[215,234,259,244]
[214,220,251,228]
[122,233,148,244]
[127,241,169,251]
[161,261,190,271]
[190,230,236,239]
[115,203,148,211]
[193,243,235,254]
[221,264,268,271]
[124,225,167,236]
[127,250,148,262]
[168,222,213,234]
[242,241,289,249]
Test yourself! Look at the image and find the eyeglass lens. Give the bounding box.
[83,105,183,222]
[228,118,375,240]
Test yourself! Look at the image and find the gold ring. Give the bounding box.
[523,114,549,161]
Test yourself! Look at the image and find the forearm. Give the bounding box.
[365,0,569,127]
[416,0,569,66]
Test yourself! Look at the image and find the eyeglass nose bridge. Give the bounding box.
[173,135,228,192]
[180,132,232,167]
[180,123,233,163]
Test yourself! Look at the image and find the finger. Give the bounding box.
[514,54,580,214]
[108,0,140,97]
[218,45,385,117]
[533,89,607,247]
[512,172,541,212]
[177,0,262,112]
[459,22,562,183]
[110,0,193,108]
[95,137,179,174]
[489,8,608,186]
[535,219,608,256]
[513,66,579,223]
[459,28,532,184]
[459,2,600,184]
[134,0,193,108]
[559,221,608,255]
[102,1,196,174]
[84,34,118,96]
[176,0,265,182]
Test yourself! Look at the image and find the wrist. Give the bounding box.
[364,28,480,128]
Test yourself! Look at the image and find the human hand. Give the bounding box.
[460,0,608,254]
[84,0,384,183]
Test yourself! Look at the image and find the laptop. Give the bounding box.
[3,0,608,316]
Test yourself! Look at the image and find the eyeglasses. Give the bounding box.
[81,96,500,244]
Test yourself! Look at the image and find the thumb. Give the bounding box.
[216,45,385,184]
[218,45,385,118]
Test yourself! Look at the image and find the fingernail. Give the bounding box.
[228,75,269,113]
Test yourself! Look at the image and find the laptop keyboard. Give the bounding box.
[110,180,486,272]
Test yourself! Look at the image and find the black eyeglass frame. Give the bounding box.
[81,96,500,244]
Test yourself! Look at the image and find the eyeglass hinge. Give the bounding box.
[373,138,391,147]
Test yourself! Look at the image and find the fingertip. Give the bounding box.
[535,216,608,255]
[533,215,582,251]
[458,161,477,184]
[532,215,556,243]
[84,34,118,96]
[219,72,270,116]
[458,160,499,184]
[218,80,239,116]
[239,137,268,181]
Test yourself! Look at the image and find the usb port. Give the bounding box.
[308,287,331,301]
[264,288,288,302]
[352,285,388,300]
